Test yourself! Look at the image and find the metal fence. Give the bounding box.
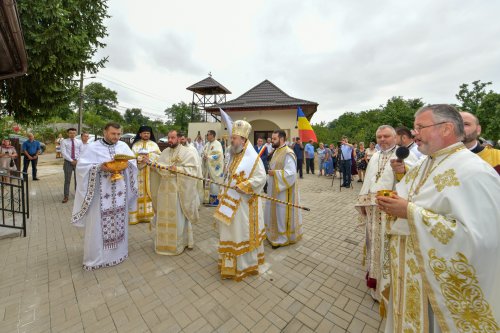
[0,169,29,237]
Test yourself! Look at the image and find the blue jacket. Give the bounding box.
[254,144,269,168]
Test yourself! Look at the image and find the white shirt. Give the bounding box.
[61,137,82,162]
[80,141,90,154]
[407,142,424,159]
[265,142,274,154]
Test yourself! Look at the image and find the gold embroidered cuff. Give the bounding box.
[236,180,253,194]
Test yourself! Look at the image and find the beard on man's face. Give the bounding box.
[272,141,280,148]
[166,142,178,148]
[230,143,243,155]
[463,131,478,144]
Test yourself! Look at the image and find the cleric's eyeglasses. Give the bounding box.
[411,122,448,135]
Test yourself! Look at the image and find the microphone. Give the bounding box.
[395,146,409,162]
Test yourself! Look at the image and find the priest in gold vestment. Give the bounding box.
[129,126,161,224]
[265,130,302,248]
[378,105,500,333]
[214,120,267,281]
[149,130,201,255]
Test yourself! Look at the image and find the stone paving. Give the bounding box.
[0,155,385,333]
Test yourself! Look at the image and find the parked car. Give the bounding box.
[9,134,46,154]
[120,133,136,145]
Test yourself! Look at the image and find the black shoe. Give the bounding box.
[272,245,280,249]
[357,179,363,183]
[33,178,40,181]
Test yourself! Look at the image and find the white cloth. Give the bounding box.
[71,140,138,270]
[385,142,500,332]
[61,137,82,162]
[214,141,267,281]
[265,145,302,246]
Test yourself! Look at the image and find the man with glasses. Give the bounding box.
[378,104,500,332]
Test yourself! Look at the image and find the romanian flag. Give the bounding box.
[297,107,317,143]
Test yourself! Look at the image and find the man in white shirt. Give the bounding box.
[264,137,274,155]
[80,132,90,154]
[61,128,82,203]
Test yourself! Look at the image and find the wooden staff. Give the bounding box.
[143,159,311,212]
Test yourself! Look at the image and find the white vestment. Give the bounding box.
[265,145,302,247]
[385,142,500,333]
[355,146,418,309]
[214,141,267,281]
[150,145,201,255]
[72,140,138,270]
[202,140,224,205]
[129,140,160,224]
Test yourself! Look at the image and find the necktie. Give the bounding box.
[71,139,75,160]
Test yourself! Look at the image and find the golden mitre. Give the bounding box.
[232,120,252,139]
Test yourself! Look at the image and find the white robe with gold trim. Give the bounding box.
[265,145,302,247]
[129,140,160,224]
[385,142,500,333]
[150,145,201,256]
[214,141,267,281]
[202,140,224,205]
[355,147,418,309]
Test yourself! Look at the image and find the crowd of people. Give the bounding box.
[4,103,499,331]
[65,121,303,282]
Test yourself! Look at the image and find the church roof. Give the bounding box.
[206,80,318,117]
[186,76,231,95]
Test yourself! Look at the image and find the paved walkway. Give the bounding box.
[0,155,384,333]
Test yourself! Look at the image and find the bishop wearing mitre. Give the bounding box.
[214,120,267,281]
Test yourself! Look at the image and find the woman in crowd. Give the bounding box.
[317,142,326,176]
[356,142,367,182]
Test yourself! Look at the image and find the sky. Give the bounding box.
[89,0,500,124]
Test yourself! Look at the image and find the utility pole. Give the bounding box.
[78,70,84,134]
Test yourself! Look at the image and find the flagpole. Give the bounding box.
[143,159,311,212]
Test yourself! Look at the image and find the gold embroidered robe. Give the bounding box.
[129,140,160,224]
[385,142,500,333]
[150,145,201,255]
[214,141,267,281]
[264,145,302,247]
[355,147,418,310]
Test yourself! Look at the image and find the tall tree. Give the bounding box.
[83,82,122,123]
[164,102,203,132]
[124,108,150,125]
[0,0,109,122]
[476,92,500,142]
[455,80,493,114]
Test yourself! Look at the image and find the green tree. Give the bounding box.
[83,111,107,135]
[164,102,203,132]
[476,92,500,141]
[456,80,493,114]
[124,108,150,125]
[83,82,122,123]
[0,0,109,122]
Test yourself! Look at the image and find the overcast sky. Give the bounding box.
[90,0,500,124]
